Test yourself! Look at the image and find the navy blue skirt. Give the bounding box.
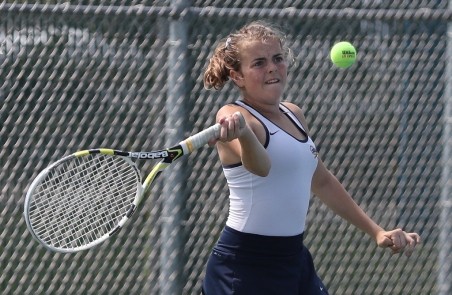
[202,226,329,295]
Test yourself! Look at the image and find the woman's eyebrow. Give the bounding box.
[252,57,266,62]
[251,52,283,63]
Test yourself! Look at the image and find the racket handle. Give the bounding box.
[182,123,221,153]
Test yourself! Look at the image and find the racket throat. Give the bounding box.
[143,165,167,195]
[166,146,185,161]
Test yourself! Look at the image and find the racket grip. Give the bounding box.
[182,123,221,153]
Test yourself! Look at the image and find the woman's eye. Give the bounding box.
[253,61,263,67]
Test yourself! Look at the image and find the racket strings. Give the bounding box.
[28,154,140,249]
[31,157,137,248]
[54,156,136,245]
[31,157,131,231]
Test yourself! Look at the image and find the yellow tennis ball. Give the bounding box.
[330,41,357,68]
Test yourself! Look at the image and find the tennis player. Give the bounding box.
[201,21,421,295]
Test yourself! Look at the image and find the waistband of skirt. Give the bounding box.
[216,226,304,254]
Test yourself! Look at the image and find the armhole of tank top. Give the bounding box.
[223,162,243,169]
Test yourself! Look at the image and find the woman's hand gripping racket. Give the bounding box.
[24,123,221,253]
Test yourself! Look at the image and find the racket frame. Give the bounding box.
[24,123,220,253]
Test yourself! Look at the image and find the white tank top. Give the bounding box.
[224,101,319,236]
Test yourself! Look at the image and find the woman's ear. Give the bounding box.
[230,70,244,87]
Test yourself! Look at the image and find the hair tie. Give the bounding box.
[225,37,232,49]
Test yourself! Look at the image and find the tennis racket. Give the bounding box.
[24,123,221,253]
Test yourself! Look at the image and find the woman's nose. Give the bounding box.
[268,62,277,73]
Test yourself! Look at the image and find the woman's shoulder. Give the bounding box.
[216,102,255,122]
[217,102,243,114]
[216,103,248,122]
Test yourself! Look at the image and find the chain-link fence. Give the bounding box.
[1,1,451,294]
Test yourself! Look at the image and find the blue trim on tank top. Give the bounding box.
[237,100,309,143]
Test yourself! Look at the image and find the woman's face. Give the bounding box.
[231,38,288,104]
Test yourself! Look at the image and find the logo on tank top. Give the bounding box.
[310,145,318,158]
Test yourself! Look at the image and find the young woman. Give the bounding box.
[201,21,421,295]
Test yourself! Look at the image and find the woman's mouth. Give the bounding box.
[265,79,280,84]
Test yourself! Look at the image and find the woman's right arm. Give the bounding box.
[215,106,271,177]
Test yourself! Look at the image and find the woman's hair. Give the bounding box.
[203,21,292,90]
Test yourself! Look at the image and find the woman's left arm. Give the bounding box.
[283,101,421,256]
[311,161,420,256]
